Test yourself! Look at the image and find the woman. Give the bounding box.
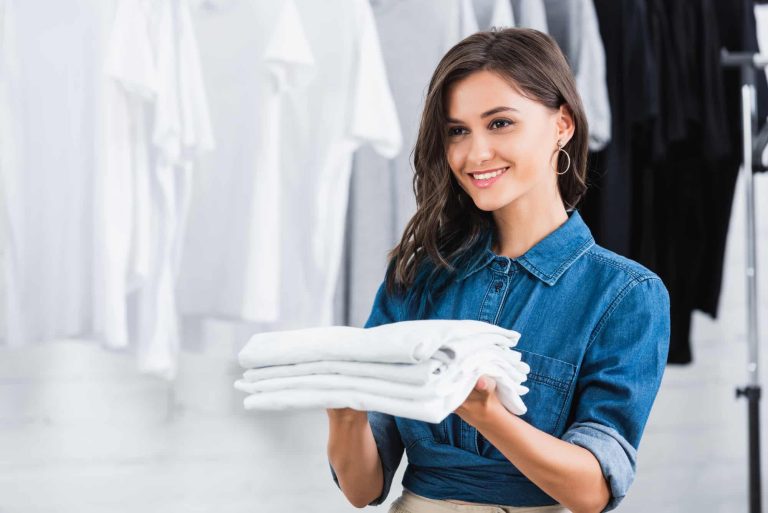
[327,28,670,513]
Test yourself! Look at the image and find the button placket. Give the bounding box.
[478,265,511,324]
[474,259,514,455]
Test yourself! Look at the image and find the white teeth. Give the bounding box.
[473,168,506,180]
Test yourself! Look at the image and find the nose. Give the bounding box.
[467,132,495,167]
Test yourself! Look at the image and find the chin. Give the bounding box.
[471,195,516,213]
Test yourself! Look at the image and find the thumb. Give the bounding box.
[476,376,497,392]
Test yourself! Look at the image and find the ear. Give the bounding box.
[556,104,575,145]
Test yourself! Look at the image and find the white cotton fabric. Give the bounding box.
[240,347,529,388]
[243,359,447,386]
[543,0,611,151]
[2,0,116,347]
[235,320,530,423]
[237,319,521,368]
[238,362,528,424]
[95,0,214,378]
[236,369,528,401]
[490,0,515,28]
[237,348,529,396]
[459,0,480,37]
[512,0,549,32]
[473,0,515,30]
[97,0,153,352]
[0,0,19,345]
[178,0,401,328]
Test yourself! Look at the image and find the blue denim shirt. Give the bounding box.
[331,209,670,511]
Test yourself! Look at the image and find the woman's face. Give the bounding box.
[445,70,568,213]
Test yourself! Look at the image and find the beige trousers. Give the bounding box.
[388,489,572,513]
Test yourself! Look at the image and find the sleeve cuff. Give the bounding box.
[365,411,399,505]
[327,451,394,506]
[561,421,637,512]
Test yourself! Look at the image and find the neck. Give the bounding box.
[491,198,569,259]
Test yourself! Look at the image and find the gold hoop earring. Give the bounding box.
[556,140,571,176]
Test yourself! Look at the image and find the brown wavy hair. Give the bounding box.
[384,28,589,313]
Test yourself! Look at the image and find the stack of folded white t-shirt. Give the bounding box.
[234,319,531,423]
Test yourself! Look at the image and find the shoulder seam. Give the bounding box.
[586,275,661,351]
[586,246,658,279]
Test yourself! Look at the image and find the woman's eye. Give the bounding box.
[490,119,513,129]
[447,127,466,137]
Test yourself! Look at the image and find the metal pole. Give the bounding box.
[723,49,764,513]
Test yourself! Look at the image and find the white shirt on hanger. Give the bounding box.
[0,0,19,345]
[544,0,611,151]
[97,0,214,378]
[2,0,115,347]
[512,0,549,33]
[473,0,515,31]
[178,0,401,328]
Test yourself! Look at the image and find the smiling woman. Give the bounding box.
[327,27,670,513]
[446,72,572,211]
[386,29,590,306]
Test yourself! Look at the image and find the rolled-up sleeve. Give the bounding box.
[561,276,670,512]
[329,279,406,505]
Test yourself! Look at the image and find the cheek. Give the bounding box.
[503,140,549,177]
[446,144,464,173]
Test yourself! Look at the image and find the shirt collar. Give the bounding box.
[458,209,595,286]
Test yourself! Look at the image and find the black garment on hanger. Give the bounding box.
[580,0,658,260]
[685,0,768,321]
[650,0,733,364]
[586,0,748,364]
[641,0,763,364]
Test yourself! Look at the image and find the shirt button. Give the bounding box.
[494,281,503,292]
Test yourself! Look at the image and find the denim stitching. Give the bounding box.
[520,350,576,430]
[586,276,660,352]
[584,249,656,280]
[519,236,594,283]
[477,270,496,322]
[527,372,571,392]
[554,369,578,432]
[555,377,577,434]
[405,435,439,450]
[552,237,595,278]
[492,275,510,325]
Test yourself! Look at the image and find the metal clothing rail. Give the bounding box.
[721,48,766,513]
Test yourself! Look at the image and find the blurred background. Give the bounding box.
[2,0,768,511]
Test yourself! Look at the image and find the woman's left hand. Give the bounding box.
[454,375,504,427]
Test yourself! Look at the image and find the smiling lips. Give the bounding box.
[469,167,508,188]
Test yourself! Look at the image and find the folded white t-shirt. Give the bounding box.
[237,319,521,368]
[240,361,528,423]
[236,352,529,399]
[236,320,529,422]
[242,358,446,385]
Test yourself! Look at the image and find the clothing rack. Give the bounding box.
[721,48,766,513]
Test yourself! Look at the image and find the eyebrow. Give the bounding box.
[446,106,519,124]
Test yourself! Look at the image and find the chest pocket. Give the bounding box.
[478,348,576,459]
[517,349,576,433]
